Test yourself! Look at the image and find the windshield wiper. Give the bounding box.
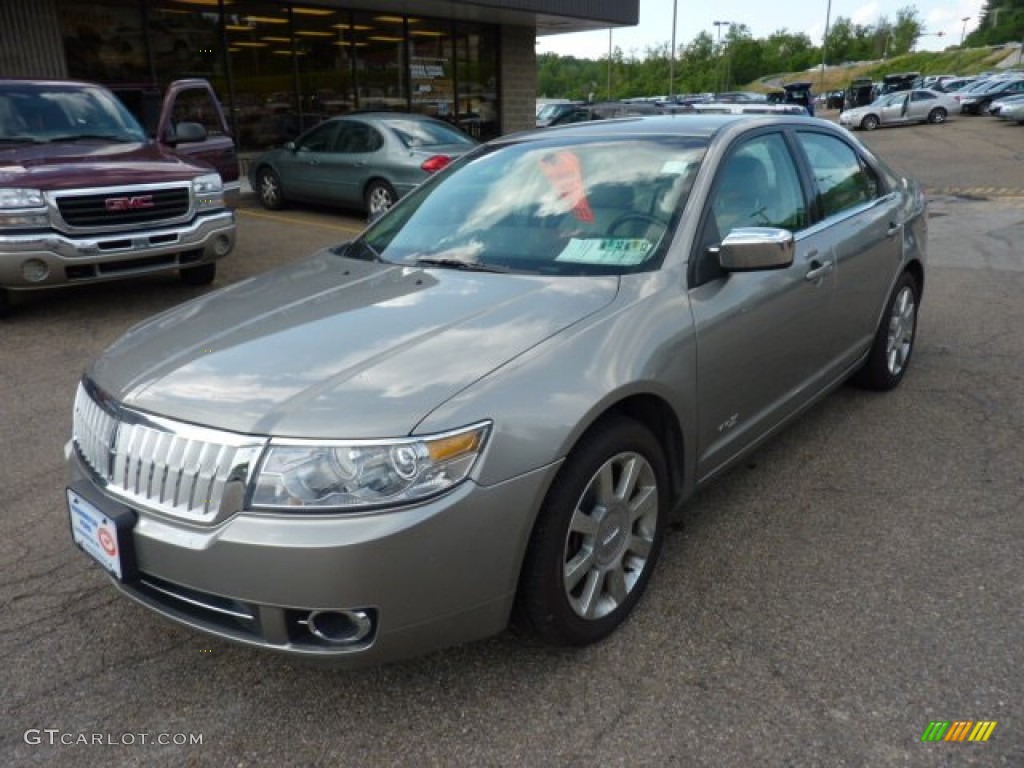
[47,134,137,143]
[414,257,508,273]
[336,238,381,262]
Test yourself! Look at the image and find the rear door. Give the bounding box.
[792,129,903,376]
[157,79,240,203]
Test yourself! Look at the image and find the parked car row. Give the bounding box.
[953,73,1024,115]
[838,88,958,131]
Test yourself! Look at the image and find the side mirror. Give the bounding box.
[165,121,207,145]
[716,227,795,272]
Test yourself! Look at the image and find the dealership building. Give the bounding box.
[1,0,638,151]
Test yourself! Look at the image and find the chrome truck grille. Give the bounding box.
[72,382,265,524]
[56,186,191,228]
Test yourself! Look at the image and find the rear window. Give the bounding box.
[385,118,476,149]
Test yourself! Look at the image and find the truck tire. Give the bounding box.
[180,262,217,286]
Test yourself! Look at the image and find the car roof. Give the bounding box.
[497,113,821,145]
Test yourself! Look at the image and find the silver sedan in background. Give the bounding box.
[68,115,926,667]
[249,112,478,217]
[839,88,958,130]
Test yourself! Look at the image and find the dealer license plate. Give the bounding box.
[68,490,127,580]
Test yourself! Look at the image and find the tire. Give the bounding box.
[513,415,668,647]
[255,167,285,210]
[364,180,397,219]
[927,107,947,124]
[852,271,920,391]
[179,262,217,286]
[861,114,880,131]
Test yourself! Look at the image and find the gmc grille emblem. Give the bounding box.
[105,195,155,212]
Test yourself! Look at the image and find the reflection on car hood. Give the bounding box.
[88,249,618,438]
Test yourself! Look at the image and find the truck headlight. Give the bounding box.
[251,422,491,511]
[193,173,224,211]
[0,188,47,228]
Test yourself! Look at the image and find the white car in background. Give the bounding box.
[839,88,958,130]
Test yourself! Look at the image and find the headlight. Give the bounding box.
[0,188,45,209]
[251,422,491,511]
[193,173,224,211]
[0,188,47,228]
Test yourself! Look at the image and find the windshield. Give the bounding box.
[0,83,146,143]
[356,135,707,276]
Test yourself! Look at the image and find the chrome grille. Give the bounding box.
[55,186,191,228]
[72,382,265,524]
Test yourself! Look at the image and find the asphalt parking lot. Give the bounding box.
[2,115,1022,767]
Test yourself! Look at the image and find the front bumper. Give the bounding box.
[0,210,235,289]
[67,448,560,667]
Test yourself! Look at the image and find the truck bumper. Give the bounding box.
[0,210,236,289]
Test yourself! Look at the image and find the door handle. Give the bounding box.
[886,223,900,237]
[805,259,834,282]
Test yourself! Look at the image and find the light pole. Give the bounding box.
[819,0,833,96]
[713,21,732,93]
[956,16,970,71]
[669,0,678,99]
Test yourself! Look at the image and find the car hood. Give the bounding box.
[88,248,618,438]
[0,139,207,190]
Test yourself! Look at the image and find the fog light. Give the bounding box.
[22,258,49,282]
[306,609,373,645]
[212,234,232,257]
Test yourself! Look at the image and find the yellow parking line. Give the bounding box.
[238,207,365,235]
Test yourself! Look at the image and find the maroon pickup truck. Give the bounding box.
[0,78,238,315]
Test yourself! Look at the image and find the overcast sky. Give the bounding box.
[536,0,987,58]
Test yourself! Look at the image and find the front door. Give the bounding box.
[689,131,837,482]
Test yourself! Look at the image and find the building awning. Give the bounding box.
[326,1,639,35]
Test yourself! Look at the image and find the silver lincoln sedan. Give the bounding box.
[68,114,926,666]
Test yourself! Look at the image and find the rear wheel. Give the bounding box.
[180,262,217,286]
[861,114,880,131]
[927,107,947,124]
[256,167,285,210]
[513,415,668,647]
[364,180,397,219]
[853,271,920,391]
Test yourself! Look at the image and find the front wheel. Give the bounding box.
[256,167,285,210]
[861,114,880,131]
[513,415,668,647]
[927,107,947,124]
[179,262,216,286]
[852,271,920,391]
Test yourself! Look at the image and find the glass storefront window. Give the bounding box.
[58,3,501,153]
[352,12,406,111]
[58,0,148,83]
[408,20,454,121]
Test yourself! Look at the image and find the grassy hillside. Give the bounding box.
[750,46,1021,94]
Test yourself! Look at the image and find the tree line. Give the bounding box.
[538,4,1019,100]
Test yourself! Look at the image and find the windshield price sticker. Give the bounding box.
[556,238,652,265]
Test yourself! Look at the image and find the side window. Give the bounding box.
[796,132,879,219]
[911,91,934,102]
[334,122,382,153]
[171,88,226,136]
[710,133,807,236]
[296,122,338,153]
